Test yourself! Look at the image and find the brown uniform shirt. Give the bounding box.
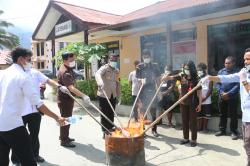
[57,64,75,104]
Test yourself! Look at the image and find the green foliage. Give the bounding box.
[120,78,132,105]
[0,10,20,49]
[75,79,98,100]
[55,42,107,68]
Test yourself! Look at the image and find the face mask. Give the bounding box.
[23,62,32,71]
[245,64,250,71]
[198,71,204,77]
[165,70,171,75]
[110,61,117,68]
[184,69,190,75]
[69,61,76,68]
[144,58,151,64]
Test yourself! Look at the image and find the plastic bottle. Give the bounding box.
[65,115,83,125]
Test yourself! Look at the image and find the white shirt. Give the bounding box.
[0,64,43,131]
[22,69,49,116]
[128,70,141,96]
[201,77,212,105]
[219,72,250,122]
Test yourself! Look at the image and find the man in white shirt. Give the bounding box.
[11,66,63,164]
[202,48,250,166]
[128,60,141,121]
[0,47,65,166]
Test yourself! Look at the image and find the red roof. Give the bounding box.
[121,0,220,23]
[53,1,122,25]
[53,0,221,25]
[0,50,11,65]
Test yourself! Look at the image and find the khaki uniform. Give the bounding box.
[95,64,120,132]
[96,64,120,98]
[57,64,75,143]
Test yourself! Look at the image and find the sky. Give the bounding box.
[0,0,163,32]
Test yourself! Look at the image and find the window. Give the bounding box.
[59,42,64,49]
[41,42,44,56]
[37,44,40,56]
[41,62,45,69]
[37,62,40,69]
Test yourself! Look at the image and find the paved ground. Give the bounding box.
[33,87,247,166]
[3,86,236,166]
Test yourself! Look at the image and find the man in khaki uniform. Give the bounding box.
[57,52,90,147]
[95,54,120,138]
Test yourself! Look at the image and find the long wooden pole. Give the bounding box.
[142,82,201,135]
[66,92,112,135]
[127,83,144,128]
[143,81,164,119]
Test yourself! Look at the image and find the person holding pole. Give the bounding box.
[158,65,176,127]
[95,54,120,139]
[57,52,90,148]
[201,48,250,166]
[0,47,65,166]
[162,61,202,147]
[11,60,67,165]
[136,50,161,137]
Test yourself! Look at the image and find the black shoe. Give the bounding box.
[152,131,159,137]
[61,142,76,148]
[35,156,45,163]
[190,141,197,147]
[215,131,226,137]
[12,163,21,166]
[68,137,75,142]
[180,139,190,145]
[231,132,238,140]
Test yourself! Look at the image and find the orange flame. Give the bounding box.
[111,117,145,138]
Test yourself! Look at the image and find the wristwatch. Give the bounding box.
[242,81,248,86]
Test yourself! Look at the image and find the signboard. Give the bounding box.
[55,20,73,36]
[172,41,196,70]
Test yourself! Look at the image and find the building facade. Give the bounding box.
[32,0,250,77]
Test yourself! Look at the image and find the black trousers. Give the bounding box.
[99,96,116,132]
[0,126,36,166]
[218,98,238,133]
[11,113,42,163]
[180,104,197,141]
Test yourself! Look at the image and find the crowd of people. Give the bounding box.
[1,46,250,165]
[128,48,250,165]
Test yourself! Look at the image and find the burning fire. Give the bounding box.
[111,117,144,138]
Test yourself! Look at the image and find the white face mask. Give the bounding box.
[23,62,32,71]
[110,61,117,68]
[184,69,190,75]
[165,70,171,75]
[245,64,250,71]
[144,58,151,64]
[69,61,76,68]
[198,71,204,77]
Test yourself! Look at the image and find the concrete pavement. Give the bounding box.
[36,96,247,166]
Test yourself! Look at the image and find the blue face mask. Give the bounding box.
[110,61,117,69]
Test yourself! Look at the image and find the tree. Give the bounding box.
[0,10,19,49]
[55,42,107,79]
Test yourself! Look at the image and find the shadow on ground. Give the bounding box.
[66,142,106,165]
[145,131,240,166]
